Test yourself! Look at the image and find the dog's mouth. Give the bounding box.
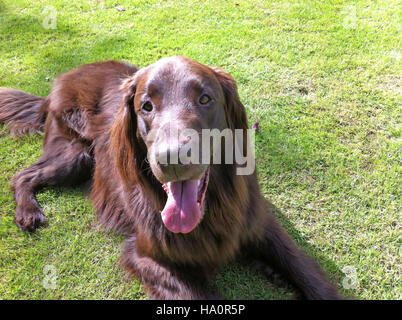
[161,167,210,234]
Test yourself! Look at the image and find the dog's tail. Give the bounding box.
[0,88,49,136]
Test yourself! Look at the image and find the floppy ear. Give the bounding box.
[110,75,148,189]
[210,67,249,130]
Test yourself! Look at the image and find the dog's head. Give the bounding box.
[112,56,248,234]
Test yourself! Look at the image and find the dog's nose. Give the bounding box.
[156,141,190,167]
[155,140,200,181]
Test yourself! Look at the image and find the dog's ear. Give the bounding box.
[211,67,248,130]
[110,75,147,189]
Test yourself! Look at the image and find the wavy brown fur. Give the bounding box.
[0,88,48,136]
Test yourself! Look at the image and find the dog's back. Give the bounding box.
[0,61,137,141]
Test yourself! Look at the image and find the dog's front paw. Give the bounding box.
[15,206,47,232]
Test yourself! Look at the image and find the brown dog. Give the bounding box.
[0,56,341,299]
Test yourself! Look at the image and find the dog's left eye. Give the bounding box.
[142,101,153,112]
[199,94,211,105]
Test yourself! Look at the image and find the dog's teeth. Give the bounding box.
[162,183,169,195]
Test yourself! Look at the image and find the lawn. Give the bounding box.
[0,0,400,300]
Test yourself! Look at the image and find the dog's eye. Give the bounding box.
[199,94,211,105]
[142,101,153,112]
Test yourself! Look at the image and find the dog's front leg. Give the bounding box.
[247,213,342,300]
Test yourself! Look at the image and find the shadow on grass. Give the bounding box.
[0,4,141,77]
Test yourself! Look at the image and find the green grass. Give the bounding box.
[0,0,400,300]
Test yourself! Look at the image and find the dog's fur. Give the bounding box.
[0,57,341,299]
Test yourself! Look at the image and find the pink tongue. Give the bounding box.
[161,180,201,233]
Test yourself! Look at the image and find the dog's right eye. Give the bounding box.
[199,94,211,105]
[142,101,153,112]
